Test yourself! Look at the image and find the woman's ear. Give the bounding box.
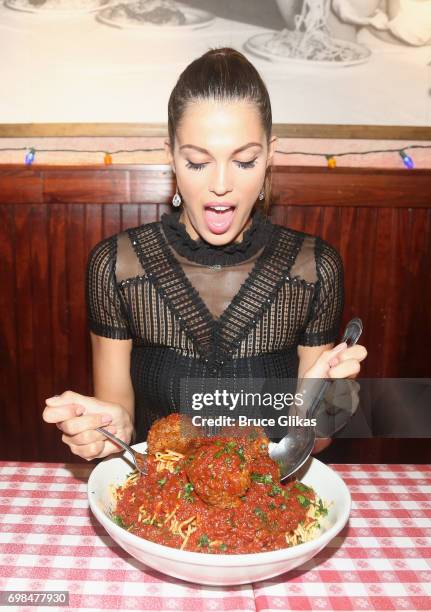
[267,135,277,167]
[164,140,175,173]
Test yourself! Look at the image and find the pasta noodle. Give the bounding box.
[111,447,329,554]
[262,0,367,63]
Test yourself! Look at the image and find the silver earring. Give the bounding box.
[172,187,182,207]
[258,188,265,201]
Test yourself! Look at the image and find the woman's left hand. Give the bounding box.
[303,342,367,380]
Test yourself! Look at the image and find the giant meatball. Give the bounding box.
[185,439,251,508]
[146,413,200,455]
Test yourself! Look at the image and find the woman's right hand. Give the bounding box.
[42,391,135,461]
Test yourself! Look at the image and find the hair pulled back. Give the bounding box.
[168,47,273,213]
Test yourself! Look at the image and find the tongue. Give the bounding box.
[204,207,235,235]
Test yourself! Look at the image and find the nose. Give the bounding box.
[209,163,232,196]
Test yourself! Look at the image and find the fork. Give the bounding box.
[96,427,148,475]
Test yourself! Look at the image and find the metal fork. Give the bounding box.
[96,427,148,475]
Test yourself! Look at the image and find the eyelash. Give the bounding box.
[185,158,258,171]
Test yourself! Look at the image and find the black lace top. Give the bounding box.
[86,209,344,440]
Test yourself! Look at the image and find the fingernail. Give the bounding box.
[46,395,59,402]
[335,342,347,351]
[101,414,112,425]
[75,407,85,416]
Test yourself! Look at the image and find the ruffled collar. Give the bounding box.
[160,208,274,265]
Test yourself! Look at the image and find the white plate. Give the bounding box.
[88,442,351,586]
[244,32,371,68]
[96,3,215,31]
[4,0,110,14]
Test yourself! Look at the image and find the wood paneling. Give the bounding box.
[0,164,429,462]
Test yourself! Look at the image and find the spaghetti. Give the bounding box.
[111,422,329,554]
[263,0,366,63]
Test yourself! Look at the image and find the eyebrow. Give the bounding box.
[179,142,263,155]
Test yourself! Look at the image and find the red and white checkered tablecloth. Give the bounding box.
[0,462,430,612]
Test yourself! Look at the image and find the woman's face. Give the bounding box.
[165,99,277,245]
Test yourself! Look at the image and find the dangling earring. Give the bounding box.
[172,187,182,207]
[258,188,265,201]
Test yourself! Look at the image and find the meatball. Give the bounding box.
[146,413,199,455]
[185,439,251,508]
[219,424,270,460]
[249,454,281,485]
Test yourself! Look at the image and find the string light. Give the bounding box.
[399,150,415,169]
[24,147,35,166]
[326,155,336,169]
[1,143,429,167]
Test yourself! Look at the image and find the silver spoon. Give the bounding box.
[269,317,363,481]
[96,427,148,475]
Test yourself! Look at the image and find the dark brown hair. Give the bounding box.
[167,47,273,213]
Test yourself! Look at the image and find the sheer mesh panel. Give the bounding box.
[86,236,132,339]
[290,235,318,283]
[298,238,344,346]
[116,231,144,282]
[165,243,264,320]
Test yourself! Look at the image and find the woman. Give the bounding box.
[43,47,366,460]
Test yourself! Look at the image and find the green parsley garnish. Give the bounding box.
[295,482,312,493]
[235,446,246,462]
[297,494,311,508]
[253,507,268,522]
[219,543,227,551]
[316,498,328,516]
[215,440,238,459]
[251,473,273,485]
[268,484,283,497]
[198,534,209,547]
[183,482,194,502]
[157,477,167,487]
[111,515,126,528]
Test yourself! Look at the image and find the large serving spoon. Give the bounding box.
[268,318,363,481]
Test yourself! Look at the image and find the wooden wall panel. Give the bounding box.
[0,164,429,462]
[0,205,21,460]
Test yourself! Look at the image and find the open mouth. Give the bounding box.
[203,204,236,235]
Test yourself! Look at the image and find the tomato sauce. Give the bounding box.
[114,441,317,554]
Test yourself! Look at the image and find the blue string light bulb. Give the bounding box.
[25,148,36,166]
[399,150,414,169]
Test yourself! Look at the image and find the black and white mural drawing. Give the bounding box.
[1,0,430,126]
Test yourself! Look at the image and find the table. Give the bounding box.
[0,462,430,612]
